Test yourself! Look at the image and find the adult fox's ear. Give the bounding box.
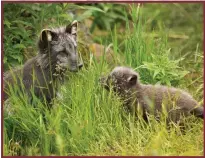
[38,29,57,53]
[127,74,138,86]
[40,29,58,42]
[66,20,78,41]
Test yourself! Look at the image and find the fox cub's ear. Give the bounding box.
[38,29,57,52]
[127,74,138,86]
[66,20,78,41]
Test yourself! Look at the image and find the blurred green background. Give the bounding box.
[3,3,203,69]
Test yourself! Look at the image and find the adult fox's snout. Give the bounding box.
[69,60,83,72]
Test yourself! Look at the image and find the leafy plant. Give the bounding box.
[88,3,128,32]
[140,52,189,86]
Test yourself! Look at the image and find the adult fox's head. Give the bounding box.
[38,20,83,72]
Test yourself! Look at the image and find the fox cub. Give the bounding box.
[100,66,204,123]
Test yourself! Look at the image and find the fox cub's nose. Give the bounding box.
[99,76,107,85]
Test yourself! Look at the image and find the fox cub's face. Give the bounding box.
[100,66,139,96]
[38,20,83,72]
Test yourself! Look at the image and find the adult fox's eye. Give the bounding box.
[59,51,67,57]
[69,44,72,49]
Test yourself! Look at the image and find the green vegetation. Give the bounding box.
[3,3,203,156]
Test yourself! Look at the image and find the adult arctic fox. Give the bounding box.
[3,20,83,105]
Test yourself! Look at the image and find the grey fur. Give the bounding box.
[100,66,204,122]
[3,21,83,104]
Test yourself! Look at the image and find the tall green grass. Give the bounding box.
[3,4,203,156]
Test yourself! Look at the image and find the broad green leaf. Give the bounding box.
[13,44,26,49]
[4,20,11,28]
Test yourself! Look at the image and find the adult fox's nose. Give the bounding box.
[69,61,78,72]
[69,62,83,72]
[70,67,78,72]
